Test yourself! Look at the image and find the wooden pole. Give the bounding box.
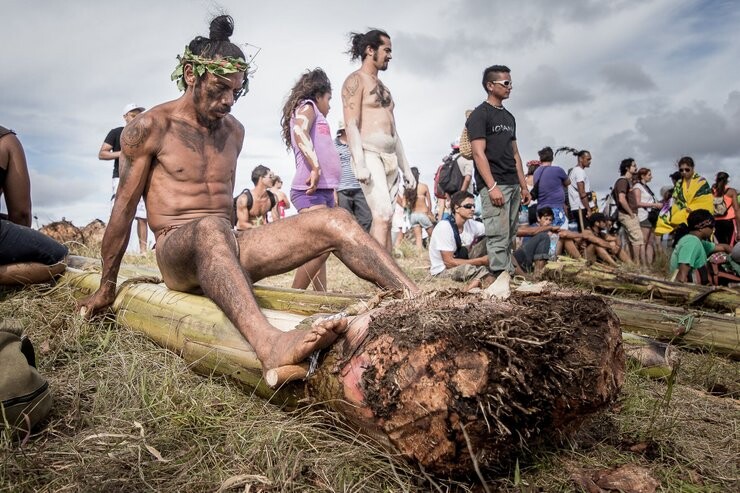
[58,267,624,476]
[610,297,738,358]
[543,257,740,313]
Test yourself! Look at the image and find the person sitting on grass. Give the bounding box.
[670,209,732,284]
[580,213,632,267]
[0,126,68,285]
[512,206,580,275]
[428,191,489,283]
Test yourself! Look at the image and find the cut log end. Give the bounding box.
[310,291,625,476]
[265,363,309,388]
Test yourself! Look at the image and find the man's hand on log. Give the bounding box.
[77,285,116,319]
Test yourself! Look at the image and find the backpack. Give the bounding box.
[433,166,446,199]
[447,216,469,259]
[0,320,52,435]
[233,189,277,226]
[437,154,464,195]
[713,195,728,217]
[530,166,550,202]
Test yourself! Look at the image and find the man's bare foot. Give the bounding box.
[479,273,496,290]
[463,278,482,292]
[261,316,349,372]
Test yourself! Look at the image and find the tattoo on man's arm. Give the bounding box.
[119,153,132,182]
[121,119,149,148]
[342,74,360,109]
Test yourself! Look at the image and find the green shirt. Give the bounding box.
[669,234,715,273]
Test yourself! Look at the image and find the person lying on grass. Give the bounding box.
[78,15,419,376]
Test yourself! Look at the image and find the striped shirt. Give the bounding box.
[335,137,361,191]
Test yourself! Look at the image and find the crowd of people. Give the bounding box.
[420,142,740,285]
[3,15,740,415]
[82,21,739,291]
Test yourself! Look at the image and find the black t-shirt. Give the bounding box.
[103,126,124,178]
[466,102,518,187]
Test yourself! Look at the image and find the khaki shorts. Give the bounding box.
[618,212,644,246]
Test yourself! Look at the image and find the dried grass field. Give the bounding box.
[1,244,738,492]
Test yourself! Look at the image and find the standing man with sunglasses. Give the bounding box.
[466,65,530,278]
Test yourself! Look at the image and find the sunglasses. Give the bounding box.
[460,204,475,210]
[491,80,513,88]
[679,168,692,172]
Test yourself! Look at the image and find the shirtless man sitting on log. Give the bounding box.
[79,15,418,375]
[341,29,416,250]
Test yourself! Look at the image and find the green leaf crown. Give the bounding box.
[171,46,251,98]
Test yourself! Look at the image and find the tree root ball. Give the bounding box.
[311,292,624,476]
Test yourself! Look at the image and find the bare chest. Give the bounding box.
[364,79,395,110]
[156,123,238,182]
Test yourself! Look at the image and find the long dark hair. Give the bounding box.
[714,171,729,197]
[403,167,421,210]
[556,147,590,159]
[280,68,332,149]
[347,29,390,61]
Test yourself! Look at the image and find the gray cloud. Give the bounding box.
[600,62,657,91]
[633,101,739,160]
[516,65,592,109]
[723,90,740,120]
[30,170,101,208]
[392,32,461,76]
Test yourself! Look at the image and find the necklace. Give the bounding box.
[485,101,504,110]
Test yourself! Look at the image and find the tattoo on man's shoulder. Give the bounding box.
[369,80,392,108]
[122,119,149,149]
[342,74,361,109]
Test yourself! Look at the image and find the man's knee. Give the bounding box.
[369,201,393,225]
[323,207,361,232]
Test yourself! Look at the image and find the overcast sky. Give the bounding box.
[2,0,739,233]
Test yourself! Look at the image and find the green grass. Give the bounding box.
[1,241,738,492]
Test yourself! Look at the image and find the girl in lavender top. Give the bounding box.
[280,68,341,291]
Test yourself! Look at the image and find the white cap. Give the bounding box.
[336,120,346,134]
[122,103,145,116]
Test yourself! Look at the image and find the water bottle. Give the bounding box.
[549,232,558,259]
[518,204,529,225]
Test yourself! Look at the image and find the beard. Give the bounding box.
[193,79,226,132]
[373,52,388,71]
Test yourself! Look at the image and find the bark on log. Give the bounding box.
[59,268,624,476]
[543,258,740,314]
[609,297,739,358]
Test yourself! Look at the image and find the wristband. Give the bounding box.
[487,182,498,191]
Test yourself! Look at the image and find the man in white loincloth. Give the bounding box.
[341,29,415,250]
